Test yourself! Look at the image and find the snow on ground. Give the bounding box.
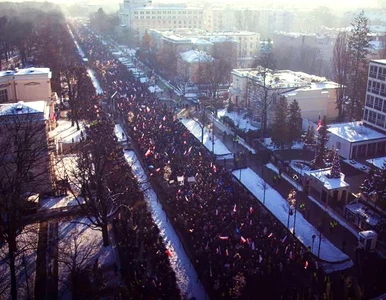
[181,118,232,156]
[87,68,103,95]
[218,108,259,131]
[49,120,85,144]
[148,85,163,93]
[0,224,39,299]
[124,150,207,300]
[308,196,359,236]
[232,168,351,263]
[306,168,350,190]
[343,159,370,172]
[208,114,256,154]
[58,218,116,297]
[266,163,304,191]
[262,138,304,150]
[114,124,127,143]
[366,156,386,170]
[55,155,78,180]
[39,194,84,210]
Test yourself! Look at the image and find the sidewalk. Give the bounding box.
[250,164,358,261]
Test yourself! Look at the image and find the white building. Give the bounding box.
[229,68,340,126]
[119,1,204,35]
[327,121,386,160]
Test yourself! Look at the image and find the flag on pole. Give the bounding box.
[165,249,172,257]
[304,261,309,269]
[145,149,152,157]
[241,236,246,244]
[250,206,254,214]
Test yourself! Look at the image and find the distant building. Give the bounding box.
[177,50,214,84]
[149,28,259,68]
[119,1,204,36]
[229,68,340,127]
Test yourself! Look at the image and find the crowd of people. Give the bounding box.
[73,23,357,300]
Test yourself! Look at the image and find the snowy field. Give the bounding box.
[124,150,207,300]
[49,120,85,144]
[0,224,39,299]
[232,168,351,263]
[218,108,259,131]
[181,118,232,156]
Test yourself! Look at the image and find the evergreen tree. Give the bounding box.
[287,99,302,148]
[360,163,386,211]
[329,148,341,178]
[271,97,288,150]
[303,125,316,149]
[347,11,371,120]
[312,116,330,170]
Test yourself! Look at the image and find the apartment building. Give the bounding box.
[149,28,260,67]
[229,68,340,126]
[119,1,204,35]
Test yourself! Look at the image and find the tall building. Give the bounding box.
[363,59,386,132]
[119,1,204,35]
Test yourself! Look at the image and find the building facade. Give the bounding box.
[229,68,340,127]
[0,67,52,103]
[119,1,204,35]
[363,60,386,132]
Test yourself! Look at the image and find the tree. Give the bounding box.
[329,148,341,178]
[58,226,100,298]
[311,116,330,170]
[252,45,277,135]
[0,108,51,300]
[66,116,140,246]
[333,32,350,121]
[271,97,289,150]
[360,164,386,212]
[303,125,316,149]
[287,99,302,148]
[347,11,371,120]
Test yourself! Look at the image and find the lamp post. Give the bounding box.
[287,189,296,232]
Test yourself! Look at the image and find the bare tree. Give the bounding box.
[66,117,140,246]
[0,107,51,300]
[333,32,349,121]
[58,226,100,299]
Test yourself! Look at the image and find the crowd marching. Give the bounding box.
[74,23,357,300]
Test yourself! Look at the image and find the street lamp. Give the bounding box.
[287,189,296,232]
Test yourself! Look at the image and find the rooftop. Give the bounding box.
[306,168,350,190]
[232,68,335,89]
[327,121,386,143]
[0,67,51,78]
[180,50,214,63]
[0,101,46,116]
[366,156,386,169]
[371,59,386,65]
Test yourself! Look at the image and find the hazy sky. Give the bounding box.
[0,0,380,9]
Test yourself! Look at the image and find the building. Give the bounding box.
[177,50,214,84]
[327,121,386,160]
[0,101,52,195]
[149,28,259,68]
[119,1,204,35]
[229,68,340,126]
[0,67,52,103]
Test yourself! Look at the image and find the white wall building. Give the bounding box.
[229,68,340,126]
[119,1,204,35]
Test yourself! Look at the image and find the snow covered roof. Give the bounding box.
[328,122,386,143]
[372,59,386,65]
[191,38,213,45]
[366,156,386,169]
[0,67,51,79]
[346,203,381,227]
[306,168,349,190]
[180,50,214,64]
[0,101,47,120]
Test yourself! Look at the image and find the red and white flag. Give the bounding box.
[219,236,229,240]
[240,236,246,244]
[304,261,309,269]
[145,149,152,157]
[233,204,237,213]
[250,206,254,214]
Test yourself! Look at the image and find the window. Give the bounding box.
[364,108,369,120]
[374,97,383,111]
[370,65,378,78]
[376,113,385,127]
[378,67,386,81]
[368,110,376,123]
[381,83,386,97]
[0,89,8,103]
[366,95,374,108]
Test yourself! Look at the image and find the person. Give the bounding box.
[273,175,277,185]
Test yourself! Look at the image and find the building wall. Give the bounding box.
[327,134,351,159]
[363,60,386,133]
[0,74,52,103]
